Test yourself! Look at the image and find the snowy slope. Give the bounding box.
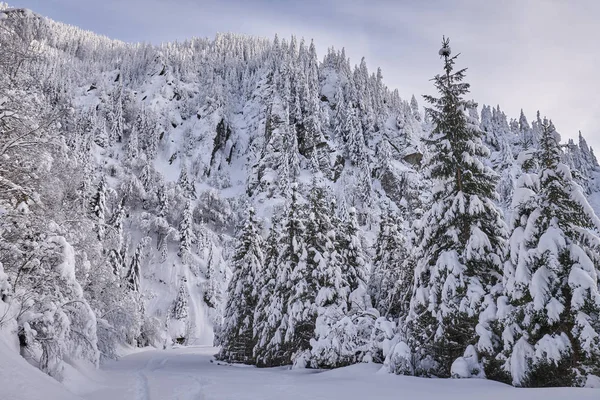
[76,346,599,400]
[0,339,82,400]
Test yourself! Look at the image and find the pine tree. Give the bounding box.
[495,119,600,387]
[518,110,535,150]
[218,207,264,364]
[178,163,196,199]
[257,184,307,366]
[178,200,195,264]
[407,37,508,377]
[203,244,222,309]
[90,176,107,240]
[126,238,149,292]
[108,198,127,276]
[173,280,189,320]
[284,183,327,365]
[337,207,368,311]
[253,215,282,365]
[368,210,412,319]
[303,182,346,368]
[410,95,422,122]
[126,125,139,163]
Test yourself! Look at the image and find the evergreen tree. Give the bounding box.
[203,244,222,309]
[407,37,508,377]
[218,208,264,364]
[253,215,282,365]
[178,164,196,199]
[368,210,412,319]
[126,125,139,163]
[284,182,330,365]
[302,182,346,367]
[173,280,189,320]
[108,198,127,276]
[126,238,149,292]
[337,207,368,311]
[258,184,307,366]
[178,200,195,264]
[90,176,107,240]
[410,94,422,122]
[494,119,600,387]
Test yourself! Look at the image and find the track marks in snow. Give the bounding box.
[135,371,151,400]
[144,355,169,372]
[171,375,207,400]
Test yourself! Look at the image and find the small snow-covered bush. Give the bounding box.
[451,345,485,379]
[385,340,414,376]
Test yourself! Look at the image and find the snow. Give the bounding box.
[534,333,571,365]
[4,345,597,400]
[439,45,451,57]
[0,339,81,400]
[451,345,484,379]
[5,341,599,400]
[48,236,78,282]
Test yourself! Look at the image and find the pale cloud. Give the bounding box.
[13,0,600,150]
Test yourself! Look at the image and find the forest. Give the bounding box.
[0,4,599,392]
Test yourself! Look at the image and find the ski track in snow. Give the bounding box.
[135,371,151,400]
[66,346,599,400]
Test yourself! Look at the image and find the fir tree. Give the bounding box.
[173,280,189,320]
[495,119,600,387]
[368,210,412,319]
[178,163,196,199]
[90,176,107,240]
[126,125,139,163]
[258,184,307,366]
[126,238,149,292]
[253,215,283,366]
[410,94,422,122]
[303,182,345,367]
[408,37,508,377]
[284,183,326,365]
[218,207,264,364]
[178,200,195,264]
[337,207,368,311]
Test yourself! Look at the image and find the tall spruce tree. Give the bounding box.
[368,210,413,319]
[337,207,368,311]
[253,215,282,366]
[285,181,333,366]
[256,184,307,366]
[407,37,508,377]
[178,200,195,264]
[218,208,264,364]
[90,176,107,240]
[495,119,600,387]
[303,182,346,368]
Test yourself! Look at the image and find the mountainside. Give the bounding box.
[0,5,599,388]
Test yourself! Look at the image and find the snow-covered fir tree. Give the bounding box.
[178,200,195,264]
[494,119,600,387]
[173,280,190,321]
[218,208,264,364]
[407,37,508,377]
[256,184,308,367]
[368,208,413,319]
[253,215,283,366]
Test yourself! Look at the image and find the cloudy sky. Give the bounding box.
[11,0,600,150]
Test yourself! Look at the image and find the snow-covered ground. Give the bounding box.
[3,344,598,400]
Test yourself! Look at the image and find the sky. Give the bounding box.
[9,0,600,151]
